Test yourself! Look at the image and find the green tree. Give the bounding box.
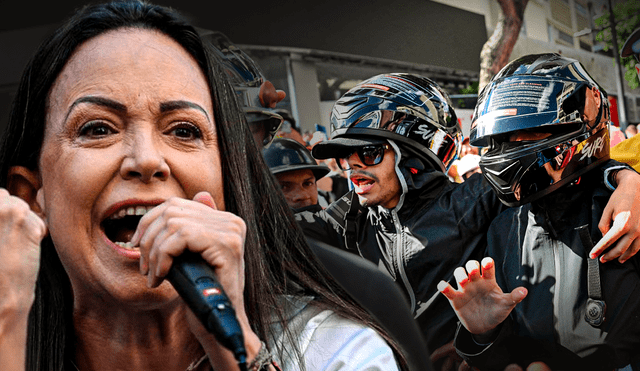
[595,0,640,89]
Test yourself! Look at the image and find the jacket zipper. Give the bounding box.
[552,238,563,344]
[392,209,416,312]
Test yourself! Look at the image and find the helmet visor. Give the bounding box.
[472,78,588,147]
[481,127,608,206]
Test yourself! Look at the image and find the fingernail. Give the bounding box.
[437,281,450,294]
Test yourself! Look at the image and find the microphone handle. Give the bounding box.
[166,251,247,364]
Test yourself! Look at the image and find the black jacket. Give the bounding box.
[455,169,640,371]
[296,169,503,352]
[295,147,628,355]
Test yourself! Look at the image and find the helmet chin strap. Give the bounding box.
[388,139,408,211]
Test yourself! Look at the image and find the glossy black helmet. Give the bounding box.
[471,53,611,206]
[263,138,329,179]
[312,73,462,172]
[205,31,284,145]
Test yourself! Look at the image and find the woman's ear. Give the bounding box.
[7,166,45,218]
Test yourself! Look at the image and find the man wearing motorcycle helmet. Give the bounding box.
[439,53,640,371]
[263,138,436,371]
[296,72,640,367]
[262,138,330,211]
[207,31,286,147]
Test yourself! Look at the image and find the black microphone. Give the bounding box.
[166,251,247,365]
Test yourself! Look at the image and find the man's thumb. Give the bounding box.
[511,287,528,304]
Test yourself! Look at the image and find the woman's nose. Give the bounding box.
[120,131,170,182]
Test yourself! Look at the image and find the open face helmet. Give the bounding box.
[206,31,284,145]
[263,138,329,179]
[312,73,462,172]
[471,53,611,206]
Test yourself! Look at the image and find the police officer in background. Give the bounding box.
[262,138,330,212]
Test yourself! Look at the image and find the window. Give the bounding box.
[575,2,588,16]
[551,0,572,27]
[558,29,574,44]
[579,40,592,51]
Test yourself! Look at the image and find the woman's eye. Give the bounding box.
[169,123,202,140]
[78,121,115,138]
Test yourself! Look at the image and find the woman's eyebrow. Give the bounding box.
[160,100,211,122]
[65,96,127,121]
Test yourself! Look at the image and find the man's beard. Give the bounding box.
[357,194,376,208]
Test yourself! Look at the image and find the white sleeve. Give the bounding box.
[281,309,400,371]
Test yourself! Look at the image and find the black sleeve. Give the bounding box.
[455,318,587,371]
[294,208,346,250]
[600,158,636,189]
[443,172,508,235]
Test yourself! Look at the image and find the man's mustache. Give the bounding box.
[349,170,379,183]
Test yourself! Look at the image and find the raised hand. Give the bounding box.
[596,169,640,263]
[437,257,527,336]
[0,188,47,371]
[132,191,262,371]
[0,188,47,308]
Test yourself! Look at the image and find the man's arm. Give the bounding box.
[595,165,640,263]
[295,208,346,250]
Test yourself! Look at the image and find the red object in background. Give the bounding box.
[609,96,620,127]
[610,125,626,147]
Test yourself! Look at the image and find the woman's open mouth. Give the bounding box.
[101,205,155,249]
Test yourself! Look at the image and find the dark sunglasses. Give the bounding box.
[336,144,390,170]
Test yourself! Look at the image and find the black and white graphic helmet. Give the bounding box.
[312,73,462,172]
[471,53,611,206]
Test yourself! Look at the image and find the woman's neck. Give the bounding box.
[71,296,208,371]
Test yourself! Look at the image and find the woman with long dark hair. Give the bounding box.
[0,1,405,370]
